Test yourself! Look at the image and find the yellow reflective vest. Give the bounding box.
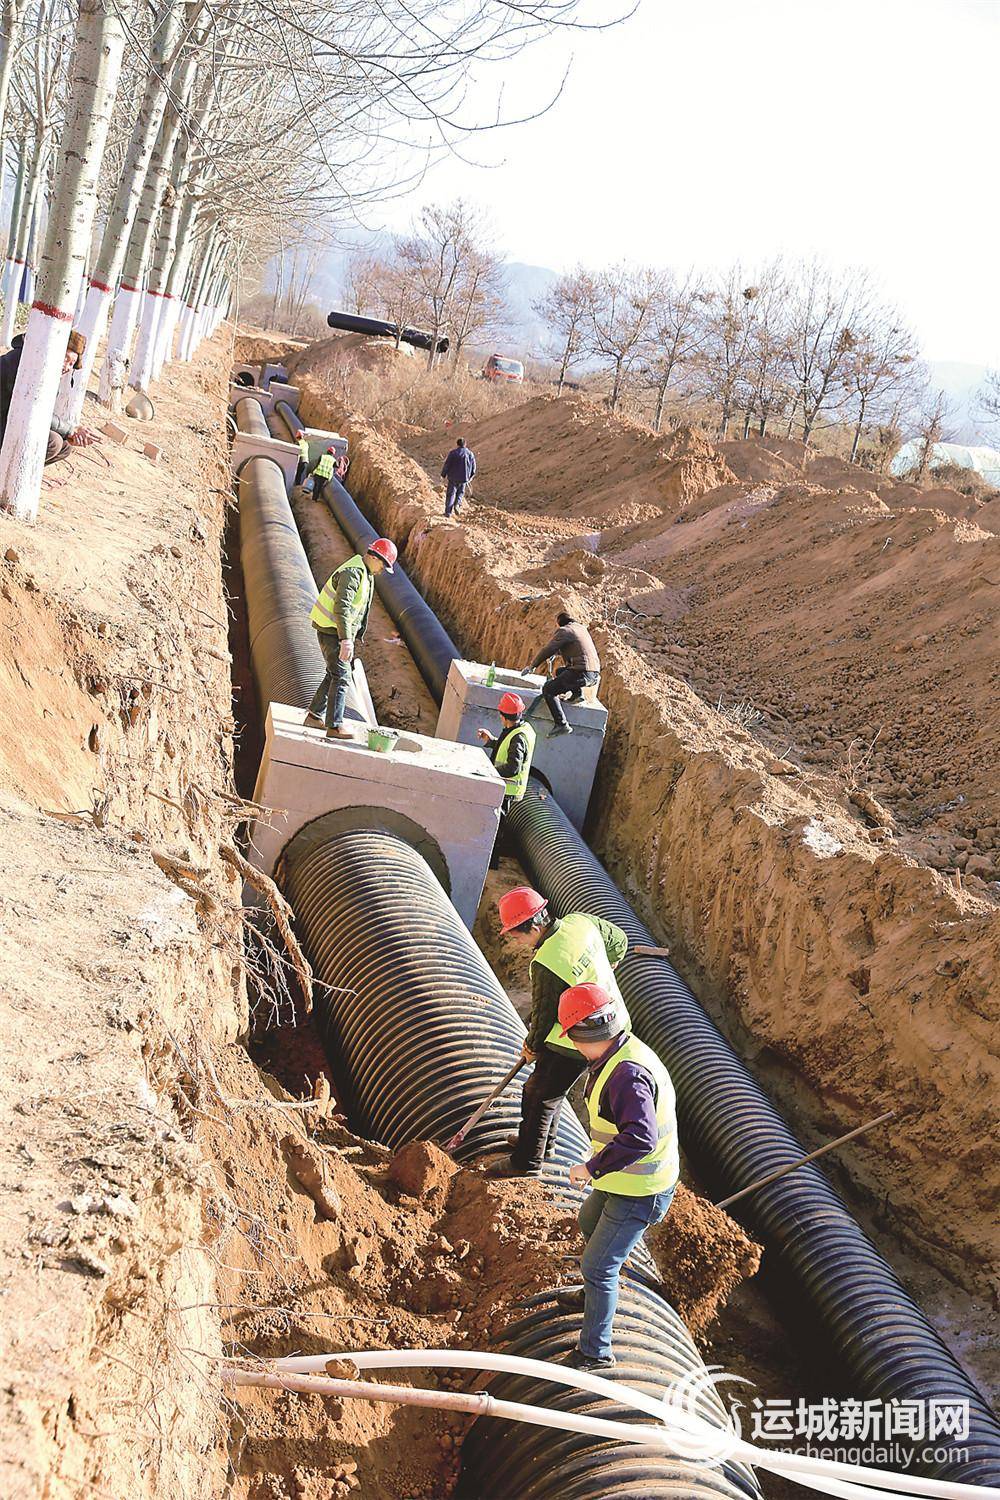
[493,722,535,801]
[314,452,335,480]
[297,437,310,462]
[310,555,373,640]
[587,1033,679,1196]
[531,912,631,1053]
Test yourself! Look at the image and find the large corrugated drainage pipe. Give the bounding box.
[233,395,270,438]
[508,784,1000,1487]
[280,823,760,1500]
[238,455,367,722]
[304,475,1000,1487]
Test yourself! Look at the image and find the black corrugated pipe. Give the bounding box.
[233,395,270,438]
[271,399,303,442]
[237,456,367,723]
[302,478,1000,1485]
[280,824,759,1500]
[326,308,449,354]
[508,783,1000,1486]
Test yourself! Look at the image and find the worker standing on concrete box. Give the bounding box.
[523,611,601,737]
[312,446,336,505]
[555,982,678,1371]
[477,692,535,864]
[294,429,309,487]
[304,538,397,739]
[486,887,632,1180]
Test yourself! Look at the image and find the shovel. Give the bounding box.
[443,1057,526,1154]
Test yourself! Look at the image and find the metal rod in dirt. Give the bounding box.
[714,1110,896,1211]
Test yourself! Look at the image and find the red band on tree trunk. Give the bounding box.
[88,277,113,293]
[31,301,72,321]
[119,282,139,293]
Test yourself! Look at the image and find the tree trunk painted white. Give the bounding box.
[96,29,195,401]
[0,1,25,155]
[177,233,212,361]
[0,136,26,325]
[0,0,124,521]
[55,0,179,427]
[0,136,45,347]
[130,135,186,389]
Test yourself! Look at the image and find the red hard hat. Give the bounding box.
[497,691,524,717]
[326,445,335,453]
[296,429,305,438]
[559,982,614,1035]
[498,886,547,933]
[367,537,397,573]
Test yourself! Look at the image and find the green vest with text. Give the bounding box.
[588,1034,679,1195]
[315,452,335,479]
[298,437,310,462]
[531,912,630,1053]
[310,555,373,639]
[494,721,535,802]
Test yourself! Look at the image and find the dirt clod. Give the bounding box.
[647,1184,762,1336]
[388,1138,458,1200]
[282,1134,341,1220]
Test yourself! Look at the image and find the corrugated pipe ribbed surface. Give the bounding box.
[509,783,1000,1485]
[271,399,302,441]
[233,395,270,438]
[238,456,366,722]
[281,826,759,1500]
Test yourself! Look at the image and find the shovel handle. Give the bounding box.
[444,1057,526,1152]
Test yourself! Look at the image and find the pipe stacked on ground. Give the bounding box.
[303,473,1000,1486]
[280,824,759,1500]
[237,456,367,723]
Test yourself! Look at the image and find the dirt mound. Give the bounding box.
[400,394,735,524]
[389,1139,459,1199]
[288,332,410,383]
[233,328,307,363]
[647,1185,762,1336]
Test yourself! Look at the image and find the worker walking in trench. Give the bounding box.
[304,537,397,739]
[294,428,310,487]
[311,445,336,505]
[477,692,536,866]
[522,610,601,738]
[555,981,678,1371]
[486,887,634,1180]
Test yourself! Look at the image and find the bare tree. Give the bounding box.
[343,249,382,316]
[910,388,953,483]
[535,266,594,393]
[844,313,919,462]
[787,260,875,444]
[976,369,1000,438]
[699,269,758,439]
[640,269,706,431]
[450,244,506,369]
[400,201,481,369]
[589,263,663,411]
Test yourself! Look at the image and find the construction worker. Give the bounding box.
[554,981,678,1371]
[477,693,535,865]
[0,327,96,464]
[304,537,397,738]
[522,610,601,737]
[486,888,633,1179]
[312,445,336,505]
[294,429,310,487]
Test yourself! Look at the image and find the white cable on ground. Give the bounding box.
[254,1348,1000,1500]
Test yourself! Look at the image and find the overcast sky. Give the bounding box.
[375,0,995,366]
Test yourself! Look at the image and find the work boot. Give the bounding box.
[548,723,573,738]
[564,1348,615,1372]
[506,1133,556,1161]
[325,725,353,740]
[485,1157,541,1179]
[303,712,324,729]
[555,1288,586,1312]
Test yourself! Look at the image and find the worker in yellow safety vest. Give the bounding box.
[304,537,398,739]
[294,429,310,487]
[554,981,678,1371]
[477,693,536,871]
[311,445,336,505]
[487,886,656,1179]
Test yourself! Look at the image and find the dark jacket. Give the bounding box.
[0,334,71,441]
[441,444,476,484]
[530,620,600,674]
[526,914,628,1054]
[583,1033,660,1179]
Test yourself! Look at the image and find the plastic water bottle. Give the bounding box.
[485,661,496,687]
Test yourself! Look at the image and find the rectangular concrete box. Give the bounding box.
[229,381,274,414]
[231,432,299,490]
[436,660,607,831]
[260,363,289,390]
[269,382,301,411]
[302,428,348,466]
[251,702,504,928]
[232,363,261,386]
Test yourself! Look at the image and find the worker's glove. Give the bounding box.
[476,727,490,743]
[568,1162,592,1187]
[520,1042,536,1063]
[68,427,98,447]
[338,638,354,663]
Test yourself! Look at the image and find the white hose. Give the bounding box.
[262,1349,1000,1500]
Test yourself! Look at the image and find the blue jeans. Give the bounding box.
[307,630,351,729]
[445,480,467,517]
[578,1185,675,1358]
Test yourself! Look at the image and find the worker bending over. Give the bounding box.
[488,887,631,1179]
[311,446,336,505]
[556,982,678,1371]
[305,538,397,738]
[523,611,601,737]
[477,692,536,864]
